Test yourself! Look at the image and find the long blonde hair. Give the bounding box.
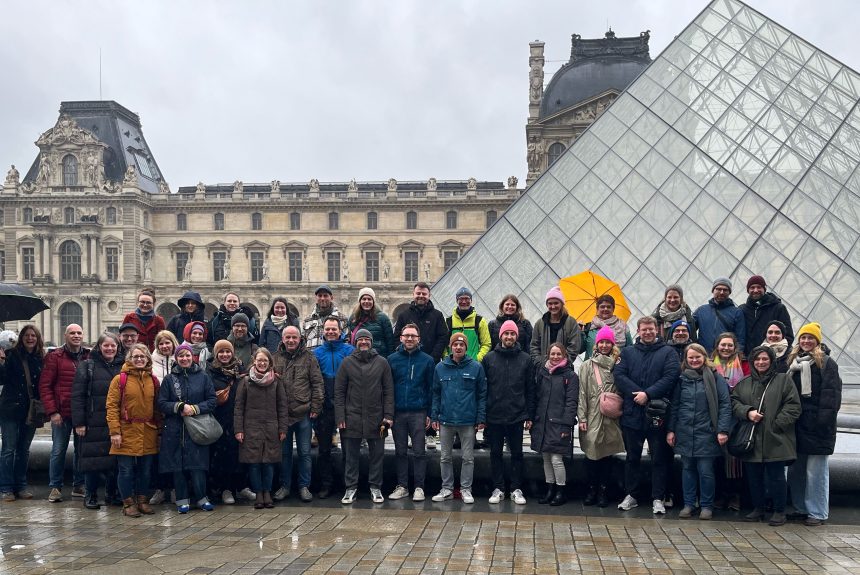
[787,343,826,369]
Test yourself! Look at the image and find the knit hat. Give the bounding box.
[175,343,194,359]
[358,287,376,302]
[766,320,787,336]
[797,322,822,343]
[449,333,468,348]
[664,284,684,299]
[315,285,333,296]
[595,326,615,345]
[670,319,689,333]
[545,286,564,304]
[499,320,519,337]
[189,322,206,334]
[747,275,766,290]
[213,339,234,355]
[231,313,250,327]
[712,277,732,292]
[455,287,472,300]
[354,328,373,342]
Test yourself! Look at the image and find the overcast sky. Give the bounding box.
[2,1,858,189]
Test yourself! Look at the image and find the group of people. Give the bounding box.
[0,275,841,526]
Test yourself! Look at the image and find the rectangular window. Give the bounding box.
[365,251,379,282]
[327,252,340,282]
[328,212,339,230]
[443,250,459,271]
[290,212,301,230]
[404,251,419,282]
[106,247,119,281]
[250,251,264,281]
[213,252,226,282]
[22,247,35,280]
[176,251,189,281]
[288,252,303,282]
[0,250,4,281]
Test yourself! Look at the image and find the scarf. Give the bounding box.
[591,315,627,346]
[189,341,208,359]
[762,338,788,359]
[789,353,814,397]
[135,308,154,324]
[546,358,568,373]
[212,358,241,380]
[656,303,687,333]
[248,366,275,387]
[271,315,289,330]
[714,355,744,390]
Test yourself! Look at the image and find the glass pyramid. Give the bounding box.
[433,0,860,374]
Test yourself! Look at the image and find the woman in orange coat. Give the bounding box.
[106,343,160,518]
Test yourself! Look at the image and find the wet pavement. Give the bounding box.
[2,488,859,574]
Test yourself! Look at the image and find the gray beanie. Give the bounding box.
[354,328,373,342]
[712,277,732,292]
[231,312,250,327]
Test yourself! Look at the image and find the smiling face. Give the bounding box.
[157,337,175,356]
[183,300,199,314]
[272,301,287,318]
[137,293,154,311]
[712,285,731,303]
[356,336,372,351]
[546,298,563,317]
[664,290,682,311]
[176,349,193,368]
[747,284,765,301]
[100,338,118,361]
[500,330,518,348]
[253,352,270,372]
[753,351,771,374]
[596,300,614,320]
[189,329,206,344]
[413,286,430,306]
[798,333,818,352]
[638,321,657,344]
[456,295,472,311]
[282,326,300,351]
[224,293,240,313]
[120,330,138,349]
[316,291,333,311]
[450,339,467,360]
[596,339,613,355]
[130,349,149,368]
[672,325,689,343]
[548,345,565,365]
[65,324,84,349]
[686,348,705,369]
[359,295,374,311]
[502,298,518,316]
[231,322,248,339]
[765,325,783,343]
[216,348,233,364]
[323,319,341,341]
[20,327,38,352]
[717,337,736,359]
[400,327,419,351]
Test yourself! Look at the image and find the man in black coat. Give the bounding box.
[393,282,448,363]
[740,275,794,356]
[614,316,679,515]
[208,292,259,346]
[481,320,535,505]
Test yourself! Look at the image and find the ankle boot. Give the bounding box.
[550,485,567,506]
[136,495,155,515]
[84,491,100,510]
[583,485,598,506]
[254,492,265,509]
[597,485,609,508]
[538,483,555,505]
[263,491,274,508]
[122,497,141,518]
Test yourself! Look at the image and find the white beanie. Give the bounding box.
[359,287,376,302]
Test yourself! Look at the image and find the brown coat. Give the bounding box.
[234,374,288,464]
[272,342,324,427]
[106,363,160,456]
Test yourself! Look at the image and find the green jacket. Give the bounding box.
[730,372,801,463]
[446,309,491,362]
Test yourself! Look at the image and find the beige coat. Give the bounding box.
[577,353,624,460]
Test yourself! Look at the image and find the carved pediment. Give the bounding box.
[358,240,386,258]
[168,240,195,258]
[36,114,103,147]
[206,240,232,257]
[282,240,308,257]
[243,240,271,256]
[438,239,465,257]
[535,91,619,126]
[398,239,425,256]
[102,234,123,245]
[320,240,347,254]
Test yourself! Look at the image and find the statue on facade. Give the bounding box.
[184,259,192,281]
[527,137,544,173]
[302,261,309,281]
[37,154,51,186]
[507,175,518,189]
[309,178,320,192]
[529,61,544,104]
[423,262,431,281]
[158,179,170,194]
[342,257,349,282]
[4,165,19,186]
[382,260,390,280]
[387,178,397,192]
[233,180,243,194]
[222,257,231,281]
[347,179,358,192]
[427,177,437,191]
[467,177,477,191]
[196,181,206,194]
[262,260,270,280]
[270,180,280,194]
[123,165,137,185]
[143,256,152,282]
[85,152,98,185]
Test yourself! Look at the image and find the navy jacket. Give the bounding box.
[431,355,487,426]
[387,344,435,412]
[614,338,680,431]
[666,369,732,458]
[158,363,217,473]
[693,298,746,356]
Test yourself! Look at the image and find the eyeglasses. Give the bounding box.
[131,355,147,360]
[401,334,419,339]
[137,300,153,306]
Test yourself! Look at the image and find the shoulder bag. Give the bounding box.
[727,381,770,457]
[22,357,46,428]
[184,413,223,445]
[593,362,622,419]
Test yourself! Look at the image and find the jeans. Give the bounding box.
[343,436,384,490]
[681,456,716,509]
[116,455,153,499]
[281,416,312,490]
[314,410,339,490]
[745,461,787,513]
[173,469,208,506]
[486,422,524,490]
[248,463,274,493]
[0,419,36,493]
[49,418,84,489]
[622,425,668,500]
[392,410,427,490]
[788,453,830,520]
[440,424,476,491]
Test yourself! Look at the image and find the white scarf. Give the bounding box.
[788,354,813,397]
[591,315,627,346]
[761,338,788,359]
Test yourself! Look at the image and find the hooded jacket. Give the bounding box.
[157,362,217,472]
[347,310,395,358]
[446,308,491,362]
[387,344,435,412]
[258,314,300,354]
[334,348,394,439]
[740,292,794,356]
[166,291,205,343]
[693,298,746,356]
[481,342,535,425]
[487,315,533,355]
[71,349,126,471]
[431,354,487,426]
[791,354,842,455]
[393,299,448,362]
[272,337,324,427]
[666,368,732,458]
[209,304,259,346]
[578,353,624,460]
[106,362,161,457]
[0,347,43,422]
[614,338,680,431]
[731,366,801,463]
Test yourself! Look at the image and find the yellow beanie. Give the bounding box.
[797,322,822,343]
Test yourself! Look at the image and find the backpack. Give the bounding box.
[446,314,483,334]
[118,372,160,424]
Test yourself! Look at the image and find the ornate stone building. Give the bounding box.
[1,101,519,343]
[526,30,652,185]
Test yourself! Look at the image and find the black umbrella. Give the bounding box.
[0,284,50,322]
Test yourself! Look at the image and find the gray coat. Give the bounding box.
[334,349,394,439]
[667,368,732,458]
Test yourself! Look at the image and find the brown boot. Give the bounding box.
[263,491,274,508]
[136,495,154,515]
[254,492,264,509]
[122,497,141,518]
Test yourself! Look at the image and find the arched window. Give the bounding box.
[214,212,225,231]
[445,210,458,230]
[547,142,566,166]
[406,211,418,230]
[367,211,378,230]
[328,212,339,230]
[290,212,301,230]
[64,207,76,224]
[106,207,117,225]
[62,154,78,186]
[23,207,33,223]
[58,302,84,331]
[486,210,498,228]
[251,212,263,231]
[177,213,187,231]
[59,240,81,280]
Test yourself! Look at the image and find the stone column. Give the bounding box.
[528,41,545,121]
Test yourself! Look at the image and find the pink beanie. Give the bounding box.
[499,320,519,337]
[595,326,615,345]
[545,286,564,304]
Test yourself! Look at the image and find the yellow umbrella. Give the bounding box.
[559,270,631,323]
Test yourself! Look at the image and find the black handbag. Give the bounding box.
[728,381,771,457]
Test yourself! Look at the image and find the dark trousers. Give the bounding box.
[314,410,339,490]
[173,469,207,506]
[486,422,524,491]
[116,455,153,499]
[392,410,427,489]
[585,456,613,488]
[343,437,384,490]
[622,425,668,500]
[84,469,117,498]
[745,461,787,513]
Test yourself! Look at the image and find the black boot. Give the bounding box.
[583,485,598,506]
[538,483,555,504]
[550,485,567,506]
[84,491,100,510]
[597,485,609,508]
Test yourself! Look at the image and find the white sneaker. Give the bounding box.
[618,494,638,511]
[370,488,384,504]
[389,485,410,500]
[653,499,666,514]
[149,489,165,505]
[511,489,527,505]
[238,487,256,501]
[426,435,437,450]
[461,489,474,504]
[431,488,453,502]
[273,486,289,501]
[489,488,504,504]
[221,489,235,505]
[341,488,357,504]
[413,488,425,502]
[663,494,674,508]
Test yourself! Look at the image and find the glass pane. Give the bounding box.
[483,218,523,263]
[573,172,613,208]
[678,24,714,53]
[596,243,641,286]
[770,145,810,185]
[832,123,860,162]
[502,242,545,288]
[813,212,859,258]
[787,124,827,162]
[711,0,743,19]
[456,242,499,287]
[548,152,588,190]
[631,111,669,146]
[796,238,842,287]
[725,53,760,84]
[699,128,735,164]
[741,35,776,64]
[666,214,711,256]
[548,243,593,279]
[628,74,664,106]
[740,126,781,163]
[527,219,569,261]
[797,166,839,207]
[705,169,747,209]
[802,105,842,142]
[663,41,698,71]
[476,267,517,310]
[763,214,808,260]
[592,151,632,189]
[651,92,687,125]
[590,111,628,147]
[694,239,740,273]
[524,266,562,312]
[701,39,738,68]
[782,190,825,230]
[527,174,568,213]
[775,86,814,120]
[636,149,675,188]
[644,240,690,283]
[679,148,720,187]
[572,218,612,256]
[686,192,729,234]
[743,240,791,287]
[816,144,857,184]
[613,130,651,167]
[692,91,730,124]
[640,192,683,230]
[713,214,758,258]
[654,129,694,165]
[765,52,802,84]
[806,51,841,81]
[732,5,765,33]
[614,171,656,211]
[608,93,646,124]
[618,217,662,261]
[735,191,776,234]
[715,108,753,143]
[624,266,666,316]
[832,68,860,99]
[678,265,715,308]
[750,167,793,207]
[571,132,608,168]
[733,88,769,121]
[809,294,858,349]
[830,264,860,313]
[708,71,745,105]
[695,8,730,35]
[792,68,829,101]
[594,193,637,230]
[645,58,683,89]
[660,171,702,211]
[830,188,860,229]
[724,148,766,188]
[549,193,587,235]
[757,105,797,142]
[504,196,545,236]
[781,36,814,65]
[776,264,823,315]
[686,55,722,86]
[674,109,713,143]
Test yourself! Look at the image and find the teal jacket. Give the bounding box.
[431,355,487,426]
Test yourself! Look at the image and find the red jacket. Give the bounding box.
[38,346,91,419]
[122,312,166,352]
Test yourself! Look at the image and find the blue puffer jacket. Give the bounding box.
[387,344,435,412]
[431,355,486,426]
[313,339,355,411]
[693,298,746,356]
[615,339,680,431]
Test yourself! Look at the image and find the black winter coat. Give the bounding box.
[530,363,578,455]
[487,315,533,355]
[481,343,535,425]
[0,348,43,422]
[393,300,448,363]
[614,339,680,431]
[740,293,794,356]
[166,307,206,345]
[71,350,125,472]
[158,363,217,473]
[791,355,842,455]
[208,305,259,346]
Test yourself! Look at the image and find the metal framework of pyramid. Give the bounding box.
[433,0,860,371]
